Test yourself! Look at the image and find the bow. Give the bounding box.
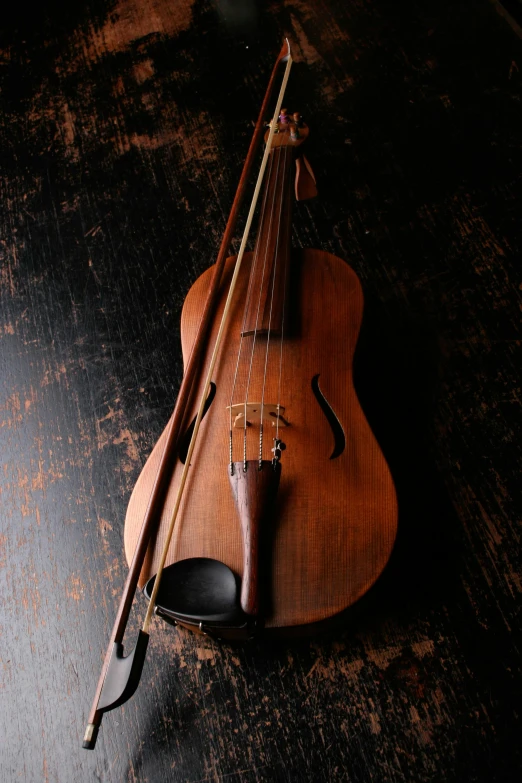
[83,40,292,751]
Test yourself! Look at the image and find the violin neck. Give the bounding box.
[241,146,294,337]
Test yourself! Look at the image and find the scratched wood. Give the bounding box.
[0,1,521,781]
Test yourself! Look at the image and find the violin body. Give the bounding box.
[124,247,397,632]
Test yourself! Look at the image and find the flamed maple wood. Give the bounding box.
[124,248,398,630]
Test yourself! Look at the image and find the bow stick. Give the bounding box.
[83,40,292,750]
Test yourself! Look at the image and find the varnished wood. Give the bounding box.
[228,460,282,616]
[125,248,398,629]
[126,82,397,630]
[241,120,312,338]
[241,146,294,336]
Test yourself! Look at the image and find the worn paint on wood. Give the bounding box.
[0,0,521,781]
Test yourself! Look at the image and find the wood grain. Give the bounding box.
[241,146,294,336]
[125,250,397,628]
[229,459,282,617]
[125,248,398,628]
[0,0,521,781]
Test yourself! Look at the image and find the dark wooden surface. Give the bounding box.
[1,1,521,781]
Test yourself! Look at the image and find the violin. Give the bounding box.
[83,41,397,750]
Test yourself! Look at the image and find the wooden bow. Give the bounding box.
[83,40,292,751]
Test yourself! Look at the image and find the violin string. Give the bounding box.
[228,147,277,470]
[275,182,290,447]
[243,148,281,470]
[259,142,290,467]
[233,149,277,471]
[141,52,294,635]
[241,144,283,470]
[275,144,292,445]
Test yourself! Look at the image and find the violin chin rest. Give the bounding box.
[144,558,246,626]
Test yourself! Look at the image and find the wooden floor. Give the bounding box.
[1,1,521,781]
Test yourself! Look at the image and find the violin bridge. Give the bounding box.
[227,403,289,429]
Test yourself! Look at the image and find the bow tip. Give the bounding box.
[280,38,291,62]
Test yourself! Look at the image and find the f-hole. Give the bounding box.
[178,383,217,464]
[311,374,345,459]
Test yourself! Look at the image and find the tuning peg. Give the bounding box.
[271,439,286,464]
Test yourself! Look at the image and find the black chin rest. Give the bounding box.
[144,557,245,626]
